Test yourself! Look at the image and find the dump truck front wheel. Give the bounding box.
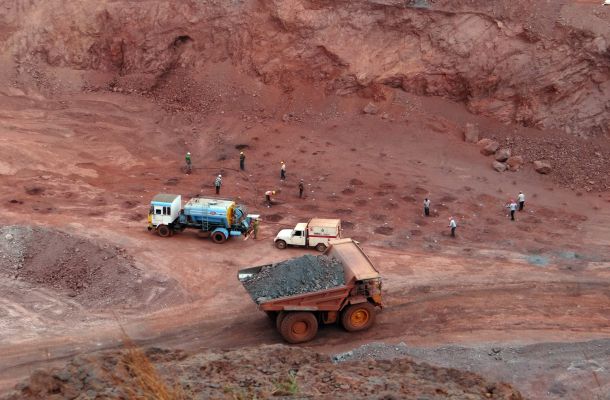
[279,312,318,343]
[211,231,227,244]
[157,225,171,237]
[275,240,287,249]
[276,311,288,331]
[341,302,376,332]
[315,243,326,252]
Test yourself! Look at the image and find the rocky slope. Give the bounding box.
[3,344,523,399]
[1,0,608,136]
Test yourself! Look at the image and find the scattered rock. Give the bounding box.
[463,123,479,143]
[363,102,379,115]
[477,138,493,148]
[533,160,552,174]
[4,233,13,241]
[24,185,45,195]
[492,161,507,172]
[506,155,524,171]
[481,141,500,156]
[495,148,511,162]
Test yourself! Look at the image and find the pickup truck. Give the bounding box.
[238,238,383,343]
[274,218,341,252]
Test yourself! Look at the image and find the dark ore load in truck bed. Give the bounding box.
[241,254,345,304]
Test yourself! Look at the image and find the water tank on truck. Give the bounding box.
[148,193,259,244]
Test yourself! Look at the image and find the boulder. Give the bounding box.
[495,148,511,162]
[492,161,507,172]
[463,123,479,143]
[477,138,493,148]
[362,102,379,115]
[506,155,524,171]
[480,141,500,156]
[533,160,552,174]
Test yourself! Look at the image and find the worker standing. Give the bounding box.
[423,197,431,216]
[517,191,525,211]
[252,217,260,239]
[449,217,457,237]
[185,152,192,174]
[240,151,245,171]
[280,161,286,180]
[215,174,222,195]
[506,199,517,221]
[265,190,275,207]
[299,179,304,198]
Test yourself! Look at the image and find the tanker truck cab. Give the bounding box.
[148,194,181,237]
[275,218,341,252]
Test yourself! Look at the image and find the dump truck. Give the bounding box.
[274,218,341,252]
[238,238,382,343]
[147,193,259,243]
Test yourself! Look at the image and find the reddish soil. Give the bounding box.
[3,345,523,400]
[0,0,609,399]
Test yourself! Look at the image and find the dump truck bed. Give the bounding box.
[237,239,380,312]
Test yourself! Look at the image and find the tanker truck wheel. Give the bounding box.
[341,302,376,332]
[275,240,287,249]
[211,231,227,244]
[157,225,171,238]
[279,312,318,344]
[315,243,327,252]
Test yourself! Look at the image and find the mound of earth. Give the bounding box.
[0,225,181,309]
[3,344,523,400]
[242,254,345,303]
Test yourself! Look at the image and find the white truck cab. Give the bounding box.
[148,194,181,236]
[274,218,341,252]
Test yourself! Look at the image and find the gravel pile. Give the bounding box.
[0,225,183,309]
[242,254,345,303]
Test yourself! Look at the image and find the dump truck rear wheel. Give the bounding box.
[279,312,318,344]
[157,225,171,237]
[275,240,287,249]
[211,231,227,244]
[315,243,326,252]
[341,302,376,332]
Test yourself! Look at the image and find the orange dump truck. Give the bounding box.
[237,238,383,343]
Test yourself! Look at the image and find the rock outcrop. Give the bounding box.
[0,0,608,136]
[534,160,552,174]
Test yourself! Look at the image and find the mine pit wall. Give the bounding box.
[1,0,608,135]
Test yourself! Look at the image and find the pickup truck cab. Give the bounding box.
[274,218,341,252]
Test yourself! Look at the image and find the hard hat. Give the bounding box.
[272,191,276,195]
[218,174,222,177]
[187,152,191,155]
[240,151,244,154]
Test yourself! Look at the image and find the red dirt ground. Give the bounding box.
[0,1,609,399]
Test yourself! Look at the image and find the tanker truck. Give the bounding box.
[147,193,259,243]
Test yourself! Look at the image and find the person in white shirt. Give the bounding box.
[506,199,518,221]
[214,174,222,195]
[423,198,431,216]
[265,190,276,207]
[448,217,457,237]
[517,191,525,211]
